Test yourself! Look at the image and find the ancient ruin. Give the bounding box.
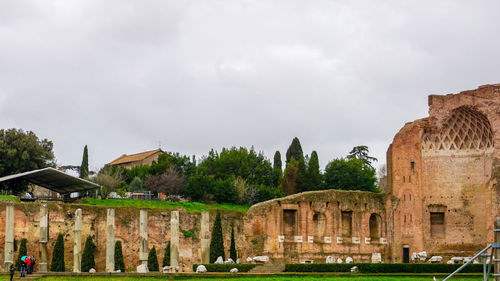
[0,84,499,271]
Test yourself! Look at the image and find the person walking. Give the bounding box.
[26,256,31,274]
[9,264,15,281]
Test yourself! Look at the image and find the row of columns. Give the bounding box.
[3,204,212,272]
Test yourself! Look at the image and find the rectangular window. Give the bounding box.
[283,210,297,236]
[341,211,353,237]
[411,161,415,173]
[430,212,445,238]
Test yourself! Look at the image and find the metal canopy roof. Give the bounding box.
[0,167,100,194]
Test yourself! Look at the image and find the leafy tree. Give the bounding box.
[149,152,197,177]
[198,147,273,187]
[0,128,55,194]
[213,178,238,203]
[15,238,27,270]
[93,165,124,198]
[256,184,283,202]
[114,240,125,272]
[306,151,321,190]
[272,151,283,187]
[209,211,225,263]
[185,172,215,202]
[162,241,170,267]
[128,176,144,192]
[285,137,304,163]
[50,234,65,272]
[323,158,377,192]
[147,246,159,271]
[347,145,377,169]
[81,235,95,272]
[79,145,89,179]
[229,225,237,261]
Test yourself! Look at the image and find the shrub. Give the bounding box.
[81,236,95,272]
[284,263,484,273]
[114,241,125,272]
[192,264,257,272]
[15,238,27,270]
[209,211,225,263]
[162,241,170,267]
[50,234,65,272]
[147,246,159,272]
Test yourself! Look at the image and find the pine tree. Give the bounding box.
[229,225,237,261]
[272,151,283,187]
[114,241,125,272]
[81,235,95,272]
[307,151,321,190]
[15,238,27,270]
[50,234,65,272]
[209,211,225,263]
[286,137,304,163]
[147,246,159,271]
[162,241,171,267]
[79,145,89,179]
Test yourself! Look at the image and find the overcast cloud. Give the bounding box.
[1,0,500,171]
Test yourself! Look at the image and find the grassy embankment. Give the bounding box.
[76,198,250,213]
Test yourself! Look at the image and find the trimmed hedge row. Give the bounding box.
[192,264,257,272]
[285,263,484,273]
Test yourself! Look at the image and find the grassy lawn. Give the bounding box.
[0,195,19,201]
[77,198,250,213]
[35,276,488,281]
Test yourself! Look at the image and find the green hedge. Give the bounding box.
[192,264,257,272]
[285,263,484,273]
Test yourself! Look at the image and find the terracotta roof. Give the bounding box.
[108,148,163,165]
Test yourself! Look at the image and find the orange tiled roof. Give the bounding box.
[108,148,163,165]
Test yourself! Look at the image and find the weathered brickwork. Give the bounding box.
[388,84,500,262]
[243,190,390,263]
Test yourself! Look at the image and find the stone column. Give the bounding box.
[495,217,500,281]
[73,208,82,273]
[106,208,115,272]
[4,204,14,271]
[170,210,180,267]
[139,209,148,265]
[39,202,49,272]
[200,211,210,264]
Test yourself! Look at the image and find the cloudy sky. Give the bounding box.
[1,0,500,172]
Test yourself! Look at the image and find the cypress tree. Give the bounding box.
[147,246,159,271]
[229,225,237,261]
[285,137,304,163]
[209,211,225,263]
[114,241,125,272]
[50,234,65,272]
[272,151,283,187]
[81,235,95,272]
[307,151,321,190]
[15,238,27,270]
[79,145,89,179]
[162,241,171,267]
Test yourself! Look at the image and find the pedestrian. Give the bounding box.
[9,264,15,281]
[20,258,26,278]
[31,256,36,273]
[26,256,31,274]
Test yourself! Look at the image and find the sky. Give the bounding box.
[1,0,500,172]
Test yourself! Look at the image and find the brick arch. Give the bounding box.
[422,106,493,153]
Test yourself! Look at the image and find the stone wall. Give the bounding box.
[388,84,500,262]
[0,201,246,272]
[243,190,391,263]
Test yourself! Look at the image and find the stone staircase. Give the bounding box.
[10,272,44,280]
[248,264,285,274]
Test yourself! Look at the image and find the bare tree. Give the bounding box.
[145,168,186,196]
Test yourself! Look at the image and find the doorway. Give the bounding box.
[403,246,410,263]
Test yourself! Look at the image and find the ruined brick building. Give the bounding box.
[245,84,500,263]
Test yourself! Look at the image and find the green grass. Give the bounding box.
[76,198,250,213]
[35,276,489,281]
[0,195,19,202]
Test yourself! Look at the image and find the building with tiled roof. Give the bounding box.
[108,148,163,169]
